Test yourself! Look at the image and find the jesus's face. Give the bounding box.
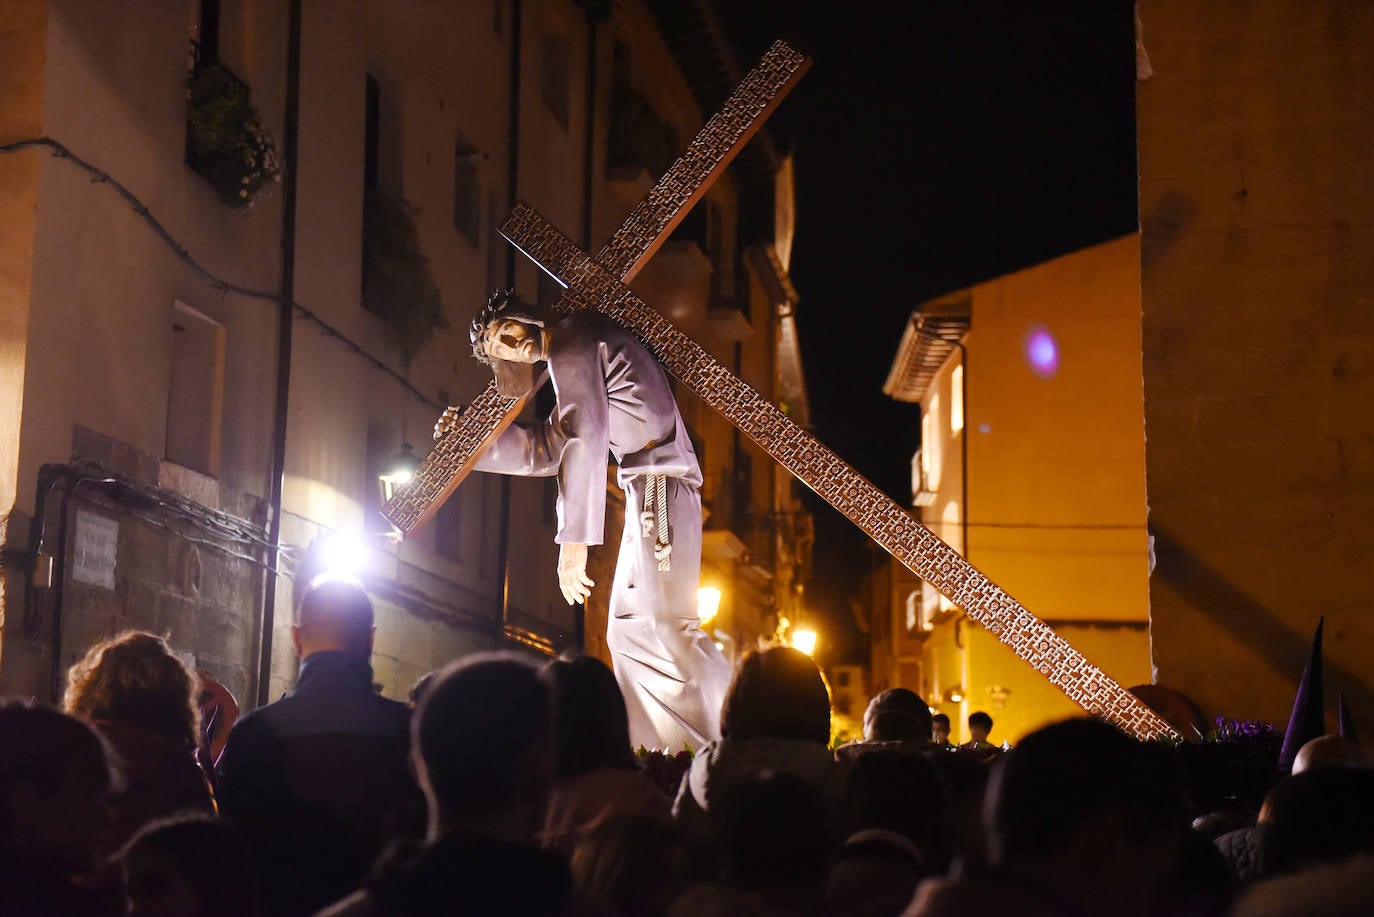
[483,318,544,364]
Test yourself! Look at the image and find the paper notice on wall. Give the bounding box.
[73,511,119,590]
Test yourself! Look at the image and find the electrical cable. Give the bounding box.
[0,137,446,412]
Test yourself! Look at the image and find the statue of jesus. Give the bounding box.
[441,291,732,751]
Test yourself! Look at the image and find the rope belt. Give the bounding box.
[639,473,672,572]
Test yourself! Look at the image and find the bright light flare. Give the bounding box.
[317,533,369,576]
[791,628,818,656]
[1024,325,1060,378]
[697,586,721,625]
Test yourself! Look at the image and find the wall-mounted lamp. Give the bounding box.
[378,443,420,501]
[945,685,965,704]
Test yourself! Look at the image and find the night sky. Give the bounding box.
[722,1,1140,660]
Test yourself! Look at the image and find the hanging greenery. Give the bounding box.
[186,64,281,209]
[362,190,449,363]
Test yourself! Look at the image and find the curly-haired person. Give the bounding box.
[64,631,214,850]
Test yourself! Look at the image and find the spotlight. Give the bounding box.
[316,532,369,577]
[791,628,818,656]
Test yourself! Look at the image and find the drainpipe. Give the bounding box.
[579,0,608,248]
[257,0,303,705]
[496,0,524,642]
[955,340,968,560]
[572,1,606,649]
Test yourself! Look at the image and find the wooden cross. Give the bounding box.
[497,205,1177,741]
[385,41,1178,740]
[382,40,810,534]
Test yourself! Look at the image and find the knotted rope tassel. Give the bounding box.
[639,474,672,572]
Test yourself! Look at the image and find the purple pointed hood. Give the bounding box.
[1278,618,1325,773]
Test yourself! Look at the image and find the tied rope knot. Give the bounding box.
[639,474,672,572]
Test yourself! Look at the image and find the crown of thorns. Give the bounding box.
[470,290,545,364]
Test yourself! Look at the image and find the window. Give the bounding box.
[906,589,920,632]
[453,132,482,246]
[165,302,225,477]
[950,364,964,434]
[364,75,380,190]
[190,0,222,65]
[922,394,942,491]
[541,28,570,129]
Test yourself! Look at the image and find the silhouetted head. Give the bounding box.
[544,654,635,777]
[1258,767,1374,877]
[64,630,201,748]
[717,773,834,894]
[0,703,116,873]
[862,688,933,743]
[412,653,554,837]
[121,815,262,917]
[292,574,375,660]
[846,749,950,870]
[968,711,993,743]
[932,713,952,744]
[571,816,687,916]
[721,647,831,746]
[986,717,1188,914]
[1292,734,1371,775]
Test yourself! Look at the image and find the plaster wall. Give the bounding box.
[1138,0,1374,727]
[913,236,1153,742]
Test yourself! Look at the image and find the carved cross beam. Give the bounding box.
[498,204,1178,742]
[381,40,810,534]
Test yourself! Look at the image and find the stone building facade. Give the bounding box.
[0,0,808,710]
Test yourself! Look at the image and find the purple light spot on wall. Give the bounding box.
[1024,326,1059,378]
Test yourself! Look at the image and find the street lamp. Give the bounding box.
[697,586,721,626]
[791,628,818,656]
[378,442,420,500]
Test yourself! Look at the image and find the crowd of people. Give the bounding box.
[2,573,1372,916]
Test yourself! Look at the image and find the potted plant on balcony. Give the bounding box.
[362,190,449,363]
[186,64,281,209]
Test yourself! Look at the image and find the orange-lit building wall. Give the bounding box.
[886,236,1153,744]
[1137,1,1374,727]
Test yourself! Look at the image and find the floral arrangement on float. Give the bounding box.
[637,746,693,798]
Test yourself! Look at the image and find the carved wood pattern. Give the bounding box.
[382,41,810,533]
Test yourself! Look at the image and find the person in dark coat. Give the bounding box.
[215,575,424,917]
[319,653,572,917]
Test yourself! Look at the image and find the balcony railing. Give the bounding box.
[185,39,252,183]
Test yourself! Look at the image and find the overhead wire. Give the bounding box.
[0,136,447,412]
